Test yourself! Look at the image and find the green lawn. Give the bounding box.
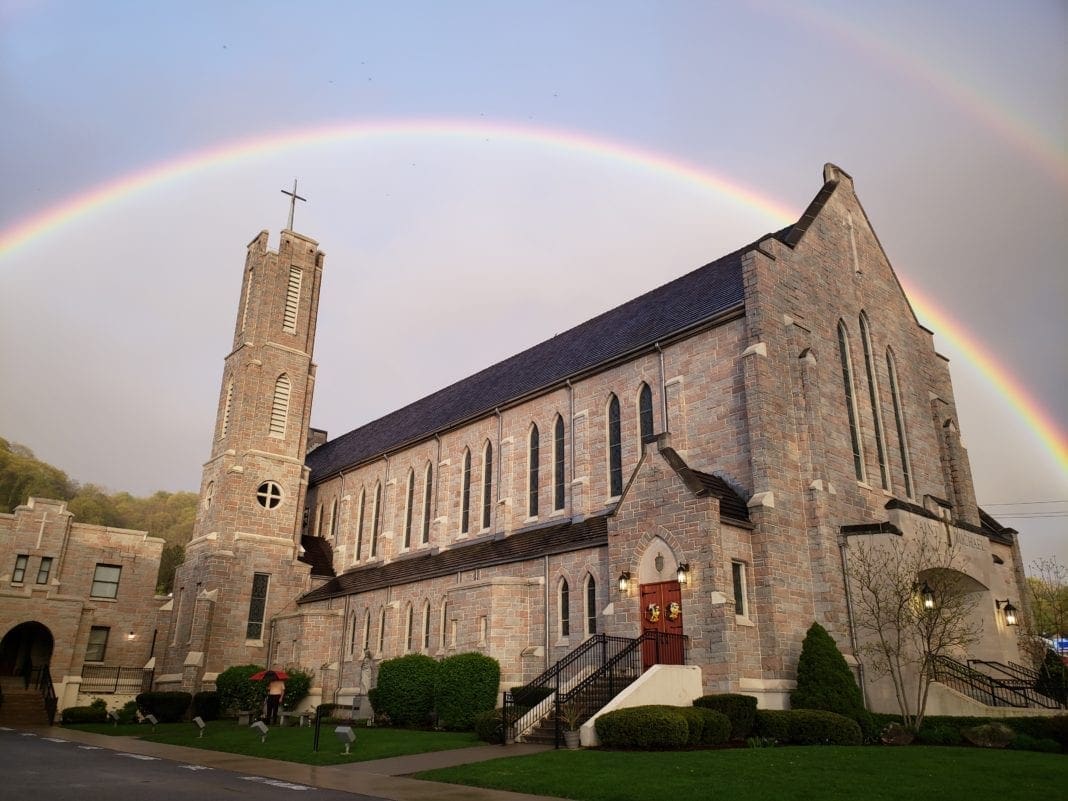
[64,721,479,766]
[416,746,1068,801]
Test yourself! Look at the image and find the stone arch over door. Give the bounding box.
[637,535,683,585]
[0,621,54,676]
[917,566,990,661]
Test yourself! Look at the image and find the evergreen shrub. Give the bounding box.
[136,691,192,722]
[435,652,500,730]
[594,705,689,750]
[62,701,108,724]
[192,691,220,721]
[281,666,313,710]
[474,708,505,743]
[693,693,757,739]
[787,709,862,745]
[791,621,873,738]
[117,699,139,724]
[1036,649,1068,706]
[694,707,731,745]
[753,709,792,743]
[375,653,440,727]
[215,664,266,714]
[675,706,706,746]
[915,723,962,746]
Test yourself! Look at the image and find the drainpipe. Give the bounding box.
[839,541,869,709]
[495,408,503,525]
[266,618,277,669]
[336,594,350,705]
[434,434,442,523]
[566,379,574,516]
[655,342,668,433]
[544,555,551,671]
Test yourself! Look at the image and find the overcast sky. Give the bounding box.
[1,1,1065,568]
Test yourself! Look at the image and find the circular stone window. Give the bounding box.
[256,481,283,509]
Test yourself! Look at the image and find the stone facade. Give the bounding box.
[0,497,165,710]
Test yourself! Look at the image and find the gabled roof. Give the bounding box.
[298,514,609,604]
[306,246,750,483]
[298,535,336,577]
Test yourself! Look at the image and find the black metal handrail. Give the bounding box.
[80,665,154,695]
[932,656,1062,709]
[1007,660,1040,681]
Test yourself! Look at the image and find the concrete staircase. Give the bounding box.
[0,677,51,726]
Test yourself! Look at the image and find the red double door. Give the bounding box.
[639,580,684,670]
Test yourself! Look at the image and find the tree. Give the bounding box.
[1028,557,1068,640]
[157,543,185,594]
[846,535,983,732]
[791,621,872,737]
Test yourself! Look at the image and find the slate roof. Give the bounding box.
[692,471,752,526]
[306,245,751,483]
[299,515,609,604]
[298,535,336,577]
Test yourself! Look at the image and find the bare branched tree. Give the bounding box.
[846,535,983,731]
[1028,557,1068,640]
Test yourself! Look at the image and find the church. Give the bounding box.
[146,163,1030,717]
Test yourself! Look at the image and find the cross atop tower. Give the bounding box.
[281,179,307,231]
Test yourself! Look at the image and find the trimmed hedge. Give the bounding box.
[595,705,689,750]
[753,709,792,743]
[752,708,861,745]
[871,712,1068,753]
[136,691,192,723]
[192,691,220,721]
[375,653,440,727]
[694,694,757,739]
[281,667,313,710]
[215,664,266,714]
[435,652,500,730]
[62,703,108,724]
[475,708,505,743]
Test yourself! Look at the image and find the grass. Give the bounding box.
[416,746,1068,801]
[63,720,480,766]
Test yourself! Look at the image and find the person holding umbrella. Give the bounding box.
[251,669,288,724]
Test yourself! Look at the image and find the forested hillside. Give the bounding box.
[0,437,194,592]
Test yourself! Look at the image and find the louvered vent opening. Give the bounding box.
[270,374,291,437]
[221,379,234,437]
[283,266,302,333]
[240,267,253,332]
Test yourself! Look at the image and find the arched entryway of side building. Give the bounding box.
[636,536,686,669]
[0,621,54,679]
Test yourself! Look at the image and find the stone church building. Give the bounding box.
[151,164,1028,714]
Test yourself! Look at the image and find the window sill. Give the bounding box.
[90,596,118,603]
[735,615,755,627]
[245,639,264,647]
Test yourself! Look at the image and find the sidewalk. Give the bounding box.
[29,725,557,801]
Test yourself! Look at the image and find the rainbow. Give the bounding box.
[0,119,1064,474]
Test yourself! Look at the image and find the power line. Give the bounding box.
[982,500,1068,507]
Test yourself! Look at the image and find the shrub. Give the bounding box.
[280,666,313,710]
[474,708,505,744]
[694,694,757,739]
[62,704,108,724]
[435,652,500,731]
[215,664,267,714]
[117,700,140,724]
[880,722,916,746]
[594,705,689,750]
[1036,649,1068,706]
[1008,734,1060,754]
[788,709,862,745]
[136,691,192,723]
[695,707,731,745]
[375,653,440,727]
[675,706,706,746]
[753,709,791,743]
[962,722,1015,749]
[915,723,962,746]
[791,622,872,738]
[192,691,221,721]
[510,685,553,708]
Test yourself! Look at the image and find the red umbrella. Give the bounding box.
[249,669,290,681]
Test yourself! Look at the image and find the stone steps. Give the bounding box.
[0,689,50,726]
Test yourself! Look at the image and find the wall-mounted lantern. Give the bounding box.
[918,581,935,611]
[618,571,631,593]
[676,563,691,586]
[996,599,1018,627]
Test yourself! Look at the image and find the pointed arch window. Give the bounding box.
[282,266,302,333]
[886,349,914,498]
[482,440,493,530]
[269,373,291,437]
[559,578,571,638]
[440,600,449,651]
[370,482,382,557]
[221,379,234,438]
[638,383,654,449]
[362,609,372,653]
[607,394,623,497]
[528,424,540,517]
[378,607,387,654]
[405,603,414,652]
[585,574,597,636]
[328,498,338,538]
[354,488,366,562]
[421,462,433,544]
[422,599,431,651]
[837,321,866,481]
[403,468,415,549]
[860,314,890,489]
[349,612,358,656]
[553,415,565,512]
[461,449,472,534]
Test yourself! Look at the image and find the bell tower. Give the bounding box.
[159,210,325,691]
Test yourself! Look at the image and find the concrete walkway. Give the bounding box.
[26,725,557,801]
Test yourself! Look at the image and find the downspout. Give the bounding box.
[655,342,668,433]
[336,593,350,705]
[495,408,503,527]
[544,555,551,670]
[566,379,575,517]
[266,618,277,669]
[839,541,869,709]
[434,434,442,523]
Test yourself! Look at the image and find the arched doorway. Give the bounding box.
[636,536,686,669]
[0,622,54,677]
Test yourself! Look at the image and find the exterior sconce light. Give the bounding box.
[126,631,136,640]
[996,599,1018,626]
[618,571,631,593]
[676,563,691,586]
[918,581,935,611]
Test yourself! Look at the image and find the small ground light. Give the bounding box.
[193,716,206,737]
[334,726,356,754]
[144,714,158,732]
[251,720,269,743]
[107,710,119,726]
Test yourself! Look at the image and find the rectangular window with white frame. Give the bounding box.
[731,561,749,619]
[91,564,122,599]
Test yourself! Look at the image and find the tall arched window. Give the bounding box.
[559,578,571,637]
[403,468,415,549]
[638,382,654,449]
[421,462,433,544]
[405,603,414,652]
[607,394,623,497]
[327,498,338,538]
[886,349,914,498]
[422,599,431,651]
[461,449,471,534]
[837,321,866,481]
[859,313,890,489]
[370,482,382,557]
[315,503,323,536]
[553,414,566,512]
[528,424,540,517]
[378,607,387,654]
[481,440,493,529]
[269,373,291,437]
[585,574,597,636]
[349,612,357,656]
[440,600,449,651]
[354,488,366,562]
[362,609,372,653]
